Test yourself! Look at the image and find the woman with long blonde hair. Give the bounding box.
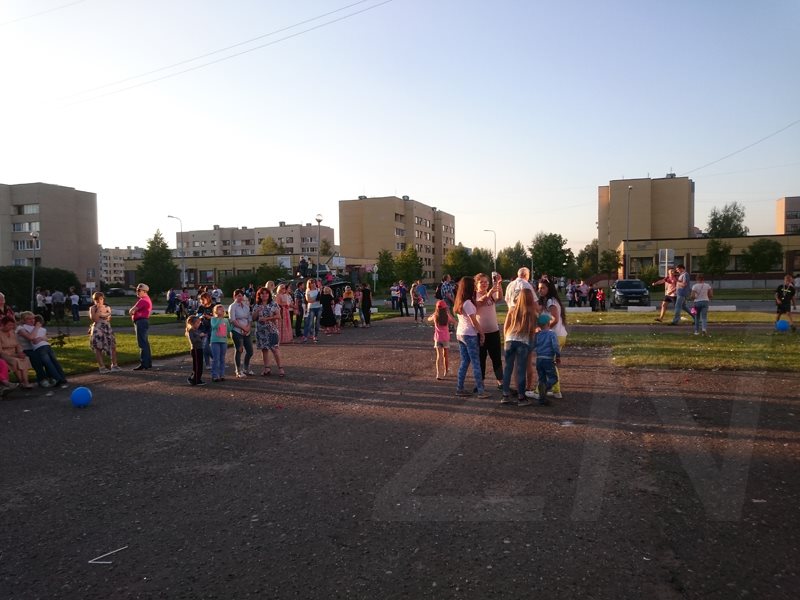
[502,288,538,405]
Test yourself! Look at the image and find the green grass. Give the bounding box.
[568,329,800,371]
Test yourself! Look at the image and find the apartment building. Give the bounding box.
[776,196,800,234]
[338,195,456,281]
[179,222,335,258]
[100,246,144,284]
[0,182,99,286]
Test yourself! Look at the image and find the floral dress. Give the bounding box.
[90,304,117,355]
[277,292,294,344]
[253,301,280,350]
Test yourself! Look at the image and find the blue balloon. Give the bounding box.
[71,386,92,408]
[776,320,790,332]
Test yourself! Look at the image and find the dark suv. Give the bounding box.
[610,279,650,308]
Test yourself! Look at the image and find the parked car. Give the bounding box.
[610,279,650,308]
[106,287,128,297]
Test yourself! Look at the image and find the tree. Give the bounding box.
[136,230,179,296]
[469,247,494,275]
[496,242,529,278]
[699,238,732,288]
[707,202,749,238]
[527,233,573,278]
[741,238,783,287]
[598,249,623,287]
[375,249,396,292]
[442,244,473,279]
[395,247,424,284]
[638,265,660,288]
[259,236,285,254]
[576,239,599,279]
[0,266,80,311]
[319,238,333,257]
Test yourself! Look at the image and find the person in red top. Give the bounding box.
[128,283,153,370]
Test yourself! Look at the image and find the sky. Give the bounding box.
[1,0,798,258]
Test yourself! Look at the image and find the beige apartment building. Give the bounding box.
[776,196,800,234]
[0,182,99,287]
[598,175,695,258]
[338,195,456,282]
[100,246,144,284]
[179,222,335,259]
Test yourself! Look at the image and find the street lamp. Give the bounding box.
[625,185,633,279]
[483,229,497,274]
[315,214,323,281]
[30,230,40,311]
[167,215,186,287]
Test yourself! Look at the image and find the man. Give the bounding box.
[653,267,677,322]
[504,267,537,309]
[68,287,80,322]
[128,283,153,370]
[51,288,65,321]
[299,256,308,278]
[228,289,254,378]
[415,279,428,320]
[294,279,306,338]
[669,264,695,326]
[775,274,796,332]
[211,284,223,305]
[397,280,409,316]
[439,275,455,311]
[390,282,399,310]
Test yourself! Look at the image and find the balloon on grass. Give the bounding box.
[775,320,790,332]
[71,386,92,408]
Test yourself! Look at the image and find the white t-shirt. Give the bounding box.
[691,282,712,302]
[456,299,478,337]
[504,278,537,309]
[545,298,568,338]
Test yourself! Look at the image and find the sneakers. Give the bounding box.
[537,383,551,405]
[245,369,255,376]
[455,389,472,397]
[524,389,540,400]
[39,379,53,388]
[236,372,247,378]
[500,396,517,405]
[517,398,532,407]
[110,364,122,371]
[546,391,563,399]
[99,367,111,374]
[476,391,491,399]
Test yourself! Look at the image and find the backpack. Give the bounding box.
[434,284,442,300]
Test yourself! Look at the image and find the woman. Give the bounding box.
[536,278,567,399]
[690,273,713,336]
[453,276,489,398]
[360,283,372,327]
[410,281,425,324]
[252,287,284,376]
[275,283,294,344]
[89,292,120,372]
[319,286,336,335]
[0,316,34,388]
[303,279,321,342]
[196,292,216,368]
[475,272,503,390]
[0,292,15,321]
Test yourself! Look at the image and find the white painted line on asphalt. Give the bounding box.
[88,545,128,564]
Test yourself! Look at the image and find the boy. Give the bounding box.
[527,313,561,405]
[776,274,796,332]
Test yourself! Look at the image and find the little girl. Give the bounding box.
[186,315,206,386]
[427,300,455,380]
[333,298,343,333]
[209,304,230,382]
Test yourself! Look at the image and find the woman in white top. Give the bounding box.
[454,276,490,398]
[690,274,713,336]
[303,279,321,342]
[475,272,504,390]
[537,278,567,399]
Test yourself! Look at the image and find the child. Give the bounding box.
[18,313,69,388]
[186,315,206,386]
[333,298,343,333]
[527,313,560,405]
[1,358,16,397]
[209,304,230,382]
[427,300,455,380]
[501,288,537,406]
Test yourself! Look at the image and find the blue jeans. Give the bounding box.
[231,330,253,373]
[304,306,321,338]
[693,300,709,333]
[502,340,529,398]
[134,318,152,368]
[672,295,694,325]
[457,335,484,393]
[71,304,80,322]
[35,345,67,382]
[23,349,47,384]
[211,342,227,379]
[536,357,558,393]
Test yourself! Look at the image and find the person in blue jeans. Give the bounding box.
[453,276,490,399]
[527,313,560,405]
[670,264,695,326]
[690,273,714,335]
[209,304,230,381]
[501,288,537,406]
[128,283,153,370]
[303,279,322,342]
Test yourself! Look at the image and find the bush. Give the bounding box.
[0,266,81,311]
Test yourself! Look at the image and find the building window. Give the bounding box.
[786,211,800,219]
[395,213,404,222]
[285,237,293,243]
[395,228,405,237]
[13,258,28,266]
[222,240,230,246]
[15,204,40,215]
[396,242,406,251]
[13,239,40,250]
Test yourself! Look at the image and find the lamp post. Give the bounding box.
[30,230,40,311]
[315,214,322,282]
[483,229,497,274]
[167,215,186,287]
[625,185,633,279]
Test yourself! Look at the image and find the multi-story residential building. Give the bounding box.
[179,222,336,259]
[776,196,800,234]
[0,182,99,287]
[100,246,144,285]
[338,195,456,282]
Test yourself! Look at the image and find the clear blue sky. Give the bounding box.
[1,0,798,258]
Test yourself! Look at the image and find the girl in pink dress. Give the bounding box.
[427,300,455,380]
[276,283,294,344]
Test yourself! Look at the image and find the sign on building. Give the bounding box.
[658,248,675,277]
